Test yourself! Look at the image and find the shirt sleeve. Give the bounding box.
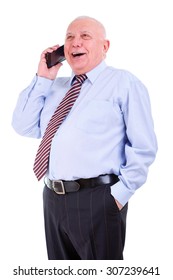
[111,78,158,206]
[11,75,54,138]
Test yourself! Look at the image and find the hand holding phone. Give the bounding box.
[45,45,65,68]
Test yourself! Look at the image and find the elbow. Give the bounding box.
[11,120,41,139]
[11,119,23,136]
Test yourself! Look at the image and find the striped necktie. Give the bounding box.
[33,74,87,181]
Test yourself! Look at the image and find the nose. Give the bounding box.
[72,35,82,47]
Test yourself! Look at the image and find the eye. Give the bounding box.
[66,34,74,41]
[81,33,92,40]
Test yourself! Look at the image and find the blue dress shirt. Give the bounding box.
[12,61,157,206]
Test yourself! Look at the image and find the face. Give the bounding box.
[64,18,110,75]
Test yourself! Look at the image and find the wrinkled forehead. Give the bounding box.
[66,18,106,38]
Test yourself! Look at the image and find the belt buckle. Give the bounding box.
[52,180,65,195]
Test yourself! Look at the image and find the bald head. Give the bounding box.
[67,16,107,39]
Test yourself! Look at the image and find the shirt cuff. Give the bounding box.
[30,75,54,97]
[110,179,135,206]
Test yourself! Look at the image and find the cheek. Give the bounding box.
[64,43,71,57]
[90,48,103,61]
[65,50,69,58]
[93,42,104,55]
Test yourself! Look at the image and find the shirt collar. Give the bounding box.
[70,61,107,85]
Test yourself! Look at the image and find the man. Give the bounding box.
[12,16,157,260]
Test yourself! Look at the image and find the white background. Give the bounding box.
[0,0,172,279]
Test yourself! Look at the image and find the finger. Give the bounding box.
[42,44,60,54]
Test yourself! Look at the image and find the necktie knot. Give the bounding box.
[75,74,87,84]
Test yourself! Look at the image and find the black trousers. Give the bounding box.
[43,182,128,260]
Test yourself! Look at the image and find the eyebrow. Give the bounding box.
[66,31,93,36]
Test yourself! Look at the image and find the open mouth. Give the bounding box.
[72,52,85,57]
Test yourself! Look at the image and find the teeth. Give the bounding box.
[72,52,84,57]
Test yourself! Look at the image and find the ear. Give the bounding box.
[103,39,110,54]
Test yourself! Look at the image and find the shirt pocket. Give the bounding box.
[75,99,120,134]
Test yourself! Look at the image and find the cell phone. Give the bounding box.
[45,45,65,68]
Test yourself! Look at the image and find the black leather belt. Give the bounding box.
[45,174,119,195]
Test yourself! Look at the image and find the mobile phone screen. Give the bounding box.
[46,45,65,68]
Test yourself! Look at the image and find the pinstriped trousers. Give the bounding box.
[43,182,128,260]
